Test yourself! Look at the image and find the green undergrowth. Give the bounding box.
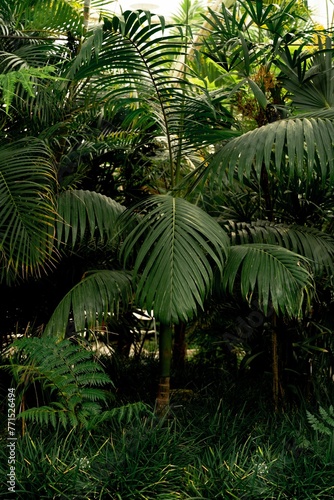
[1,396,334,499]
[1,350,334,498]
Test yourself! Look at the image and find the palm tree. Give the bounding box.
[52,5,316,411]
[0,0,321,412]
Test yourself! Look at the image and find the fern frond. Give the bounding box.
[319,406,334,428]
[5,337,112,429]
[87,402,153,430]
[19,405,67,429]
[307,408,334,436]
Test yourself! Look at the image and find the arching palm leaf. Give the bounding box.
[44,270,133,338]
[2,0,83,37]
[224,220,334,277]
[120,194,230,324]
[0,139,57,283]
[222,244,312,317]
[23,0,83,35]
[208,116,334,187]
[0,0,81,71]
[56,189,125,248]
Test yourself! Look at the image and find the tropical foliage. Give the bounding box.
[1,0,334,412]
[3,336,112,429]
[2,0,334,497]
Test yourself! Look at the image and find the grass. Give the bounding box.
[1,403,334,498]
[1,355,334,499]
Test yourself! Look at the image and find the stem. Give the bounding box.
[155,323,173,416]
[173,321,186,371]
[83,0,91,34]
[174,0,191,187]
[272,326,279,412]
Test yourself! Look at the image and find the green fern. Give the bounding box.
[3,337,112,429]
[87,402,154,431]
[306,406,334,437]
[0,66,62,113]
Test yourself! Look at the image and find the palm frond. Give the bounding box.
[120,194,230,324]
[224,220,334,277]
[0,138,57,283]
[16,0,83,37]
[56,189,126,248]
[44,270,133,338]
[222,243,312,317]
[68,10,234,168]
[277,37,334,112]
[208,117,334,187]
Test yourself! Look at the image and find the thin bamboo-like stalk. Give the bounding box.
[155,323,173,416]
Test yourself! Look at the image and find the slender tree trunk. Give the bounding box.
[272,326,279,412]
[155,323,173,416]
[260,164,273,221]
[272,313,284,411]
[173,321,186,371]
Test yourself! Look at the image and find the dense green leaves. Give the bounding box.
[56,189,125,247]
[223,244,312,317]
[69,9,235,173]
[121,195,230,324]
[224,221,334,277]
[0,0,333,386]
[0,139,57,283]
[209,117,334,187]
[44,270,133,338]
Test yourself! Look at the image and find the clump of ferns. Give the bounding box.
[2,336,116,431]
[307,405,334,460]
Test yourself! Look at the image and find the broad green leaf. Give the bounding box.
[222,244,312,317]
[44,270,133,338]
[56,190,125,248]
[120,195,230,324]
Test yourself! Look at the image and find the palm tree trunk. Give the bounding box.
[155,323,173,416]
[173,321,186,371]
[83,0,91,32]
[272,312,285,411]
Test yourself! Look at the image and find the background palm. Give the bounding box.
[191,0,334,399]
